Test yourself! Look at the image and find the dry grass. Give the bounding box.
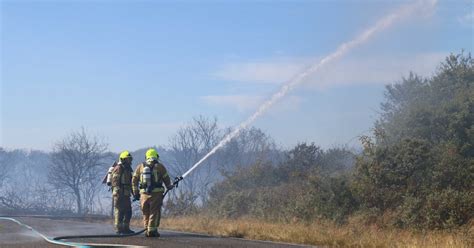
[154,216,474,248]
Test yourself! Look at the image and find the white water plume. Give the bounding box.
[181,0,437,178]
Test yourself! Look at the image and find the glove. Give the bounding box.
[106,182,111,186]
[133,194,140,201]
[167,184,175,191]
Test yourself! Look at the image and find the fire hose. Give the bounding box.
[0,216,146,247]
[2,146,209,246]
[1,130,246,246]
[0,177,184,246]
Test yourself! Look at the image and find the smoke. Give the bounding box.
[182,0,438,178]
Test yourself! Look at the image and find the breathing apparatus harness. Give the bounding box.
[134,160,183,199]
[139,161,164,194]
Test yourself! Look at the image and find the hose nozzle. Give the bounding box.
[163,176,183,197]
[173,176,183,188]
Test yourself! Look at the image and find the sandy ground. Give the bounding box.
[0,217,314,248]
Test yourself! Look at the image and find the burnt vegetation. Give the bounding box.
[0,52,472,230]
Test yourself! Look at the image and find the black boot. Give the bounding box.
[115,224,123,234]
[146,230,160,237]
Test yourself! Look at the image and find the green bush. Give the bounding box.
[206,52,473,230]
[353,52,474,229]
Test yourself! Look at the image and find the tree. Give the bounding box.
[167,116,222,213]
[278,142,323,181]
[165,116,281,216]
[216,127,280,175]
[354,52,474,228]
[207,142,357,222]
[0,149,75,214]
[48,128,108,215]
[0,148,10,188]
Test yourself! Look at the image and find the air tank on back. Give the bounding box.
[143,166,152,194]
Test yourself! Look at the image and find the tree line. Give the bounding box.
[205,52,473,229]
[0,119,281,216]
[0,52,472,229]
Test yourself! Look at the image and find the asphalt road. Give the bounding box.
[0,217,314,248]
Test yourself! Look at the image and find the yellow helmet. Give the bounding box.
[119,150,132,160]
[145,148,159,160]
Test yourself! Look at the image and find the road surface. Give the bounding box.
[0,217,314,248]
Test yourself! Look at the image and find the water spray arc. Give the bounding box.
[1,2,437,246]
[172,0,437,186]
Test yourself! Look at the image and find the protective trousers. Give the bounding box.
[140,192,164,232]
[113,195,132,232]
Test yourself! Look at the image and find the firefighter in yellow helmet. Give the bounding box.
[132,148,174,237]
[110,151,134,234]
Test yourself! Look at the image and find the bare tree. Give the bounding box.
[216,127,279,175]
[165,117,282,215]
[0,148,74,214]
[48,128,108,215]
[168,116,222,210]
[0,179,75,214]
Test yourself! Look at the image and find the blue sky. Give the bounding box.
[1,0,472,152]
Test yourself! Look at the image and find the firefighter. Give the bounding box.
[132,148,173,237]
[111,151,134,234]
